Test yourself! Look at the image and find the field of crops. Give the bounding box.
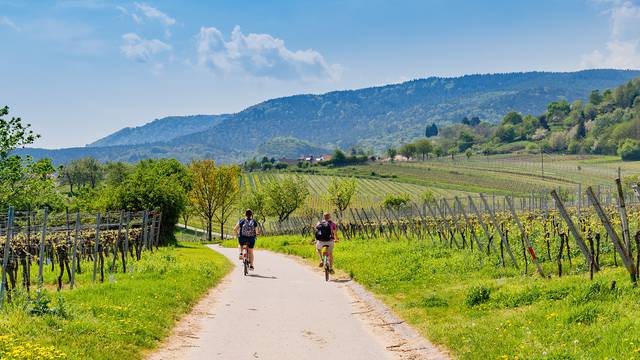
[324,154,639,196]
[240,172,470,211]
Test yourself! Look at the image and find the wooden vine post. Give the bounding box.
[0,207,15,308]
[70,211,80,289]
[454,196,484,251]
[586,186,636,284]
[37,208,48,290]
[506,197,545,277]
[480,194,519,268]
[615,178,632,258]
[92,213,101,282]
[467,196,499,257]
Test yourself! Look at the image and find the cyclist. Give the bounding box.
[314,212,338,274]
[234,209,260,270]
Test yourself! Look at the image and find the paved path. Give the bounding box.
[149,246,448,360]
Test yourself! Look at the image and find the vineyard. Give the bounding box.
[240,172,470,210]
[324,154,639,196]
[266,177,640,285]
[0,208,161,305]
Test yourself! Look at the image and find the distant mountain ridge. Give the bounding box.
[21,69,640,164]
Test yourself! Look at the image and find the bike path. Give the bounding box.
[149,245,399,360]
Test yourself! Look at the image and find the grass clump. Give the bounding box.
[464,285,491,307]
[0,242,231,360]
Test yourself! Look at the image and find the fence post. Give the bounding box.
[0,207,15,308]
[551,190,597,271]
[37,208,48,291]
[455,196,484,251]
[586,186,636,283]
[468,196,500,257]
[615,178,632,258]
[70,211,80,289]
[442,199,467,249]
[92,213,101,282]
[123,212,130,273]
[480,194,519,268]
[155,212,162,248]
[506,197,545,277]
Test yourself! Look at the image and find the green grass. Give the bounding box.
[0,242,232,360]
[223,235,640,359]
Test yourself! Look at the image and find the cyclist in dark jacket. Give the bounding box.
[234,209,260,270]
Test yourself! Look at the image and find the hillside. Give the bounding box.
[22,69,640,164]
[88,114,229,147]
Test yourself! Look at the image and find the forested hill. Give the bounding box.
[21,69,640,164]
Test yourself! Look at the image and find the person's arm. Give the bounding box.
[233,221,240,236]
[255,220,261,236]
[332,223,339,242]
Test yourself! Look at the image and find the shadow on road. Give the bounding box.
[330,279,352,283]
[247,274,277,279]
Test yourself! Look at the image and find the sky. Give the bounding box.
[0,0,639,148]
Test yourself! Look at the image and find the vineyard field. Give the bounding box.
[240,172,471,211]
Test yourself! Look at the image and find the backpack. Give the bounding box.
[315,221,332,241]
[240,218,257,237]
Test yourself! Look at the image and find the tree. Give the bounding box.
[212,165,241,240]
[425,123,439,137]
[434,145,444,157]
[327,177,357,215]
[618,139,640,161]
[575,117,586,140]
[414,139,433,160]
[381,193,410,210]
[589,90,603,105]
[241,189,267,222]
[457,131,475,152]
[116,159,190,245]
[419,190,436,204]
[469,116,481,126]
[465,149,473,160]
[398,143,417,159]
[104,162,133,187]
[461,116,470,125]
[188,160,219,242]
[181,203,195,230]
[0,106,39,159]
[332,149,347,165]
[387,148,397,160]
[502,112,523,125]
[264,176,309,221]
[494,124,517,143]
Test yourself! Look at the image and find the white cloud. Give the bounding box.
[194,26,340,81]
[0,16,19,31]
[581,1,640,68]
[120,33,171,63]
[134,2,175,26]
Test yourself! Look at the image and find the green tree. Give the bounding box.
[618,139,640,161]
[241,189,267,222]
[457,131,475,152]
[465,149,473,160]
[212,165,241,240]
[0,106,39,159]
[386,148,397,160]
[425,123,439,137]
[116,159,189,245]
[589,90,603,105]
[332,149,347,165]
[327,177,357,215]
[381,193,410,210]
[398,143,417,159]
[502,112,523,125]
[188,160,219,242]
[264,176,309,221]
[414,139,433,160]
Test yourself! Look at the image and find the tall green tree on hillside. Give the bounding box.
[398,143,417,159]
[425,123,439,137]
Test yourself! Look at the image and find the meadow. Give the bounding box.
[225,235,640,359]
[0,242,231,360]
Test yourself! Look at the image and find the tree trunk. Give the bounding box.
[208,217,213,242]
[220,223,224,242]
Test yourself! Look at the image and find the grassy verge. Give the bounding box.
[0,242,232,360]
[223,235,640,359]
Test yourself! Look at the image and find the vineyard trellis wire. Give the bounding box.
[263,179,640,285]
[0,207,162,307]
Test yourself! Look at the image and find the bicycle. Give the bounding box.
[241,245,250,276]
[321,244,330,282]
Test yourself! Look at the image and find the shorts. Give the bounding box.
[315,240,334,252]
[238,236,256,249]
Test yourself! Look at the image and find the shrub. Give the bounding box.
[381,193,410,210]
[464,285,491,307]
[618,139,640,161]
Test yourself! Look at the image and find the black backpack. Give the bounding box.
[315,221,332,241]
[240,218,257,237]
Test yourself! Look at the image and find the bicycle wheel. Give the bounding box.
[324,255,329,282]
[243,259,249,276]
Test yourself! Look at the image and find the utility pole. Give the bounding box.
[540,146,544,179]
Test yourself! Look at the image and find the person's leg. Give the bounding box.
[248,237,256,266]
[328,241,335,269]
[315,241,324,266]
[238,239,243,260]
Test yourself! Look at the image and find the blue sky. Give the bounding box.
[0,0,638,148]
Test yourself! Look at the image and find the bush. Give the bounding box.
[465,285,491,307]
[381,193,410,210]
[618,139,640,161]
